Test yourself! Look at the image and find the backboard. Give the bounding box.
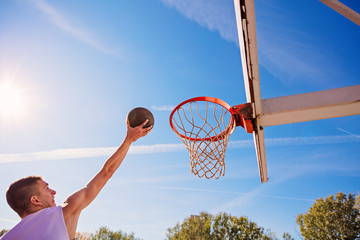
[233,0,360,183]
[170,0,360,183]
[234,0,268,183]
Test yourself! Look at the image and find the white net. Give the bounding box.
[170,100,235,179]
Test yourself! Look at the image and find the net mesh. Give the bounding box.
[170,100,235,179]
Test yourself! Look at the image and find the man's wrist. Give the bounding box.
[124,135,135,144]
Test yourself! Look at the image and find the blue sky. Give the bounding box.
[0,0,359,239]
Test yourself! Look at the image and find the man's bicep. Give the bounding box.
[63,170,109,216]
[62,187,87,216]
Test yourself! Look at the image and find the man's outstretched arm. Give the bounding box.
[62,120,152,238]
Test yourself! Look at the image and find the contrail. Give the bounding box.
[337,128,360,139]
[0,144,184,163]
[0,217,18,224]
[154,186,314,202]
[0,135,358,164]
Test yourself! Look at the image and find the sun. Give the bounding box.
[0,81,28,119]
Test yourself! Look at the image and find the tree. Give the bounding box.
[282,232,294,240]
[296,192,360,240]
[75,232,91,240]
[89,226,142,240]
[166,212,212,240]
[212,212,273,240]
[0,229,9,237]
[166,212,276,240]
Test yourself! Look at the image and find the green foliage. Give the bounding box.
[296,192,360,240]
[212,212,272,240]
[166,212,275,240]
[282,232,294,240]
[90,226,142,240]
[166,212,212,240]
[0,229,9,237]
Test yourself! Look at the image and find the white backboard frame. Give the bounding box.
[234,0,360,183]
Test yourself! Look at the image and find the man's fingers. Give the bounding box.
[140,119,149,127]
[126,119,153,142]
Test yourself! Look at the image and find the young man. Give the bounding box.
[2,119,152,240]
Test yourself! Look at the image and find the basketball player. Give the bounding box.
[2,119,152,240]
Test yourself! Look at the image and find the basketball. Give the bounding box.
[127,107,154,128]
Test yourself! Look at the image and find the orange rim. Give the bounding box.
[169,96,235,141]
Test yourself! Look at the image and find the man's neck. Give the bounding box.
[21,206,48,219]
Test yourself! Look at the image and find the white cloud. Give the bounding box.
[0,135,358,164]
[30,0,117,56]
[229,135,359,149]
[265,135,359,146]
[160,0,237,43]
[0,144,184,163]
[257,29,339,85]
[0,147,116,163]
[130,144,184,154]
[0,217,18,223]
[250,1,344,85]
[151,105,175,111]
[160,0,345,86]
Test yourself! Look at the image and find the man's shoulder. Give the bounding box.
[1,206,69,240]
[22,206,61,220]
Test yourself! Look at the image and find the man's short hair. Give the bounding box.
[6,176,43,217]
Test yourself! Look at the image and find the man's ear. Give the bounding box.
[30,196,42,206]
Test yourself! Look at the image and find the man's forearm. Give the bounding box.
[102,137,132,178]
[63,121,152,239]
[64,122,151,213]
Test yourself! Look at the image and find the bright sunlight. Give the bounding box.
[0,81,28,119]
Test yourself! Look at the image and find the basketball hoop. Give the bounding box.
[170,97,243,179]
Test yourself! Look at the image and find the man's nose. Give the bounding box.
[51,189,56,195]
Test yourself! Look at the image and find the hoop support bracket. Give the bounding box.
[230,103,254,133]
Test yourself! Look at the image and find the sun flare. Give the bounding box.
[0,81,28,119]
